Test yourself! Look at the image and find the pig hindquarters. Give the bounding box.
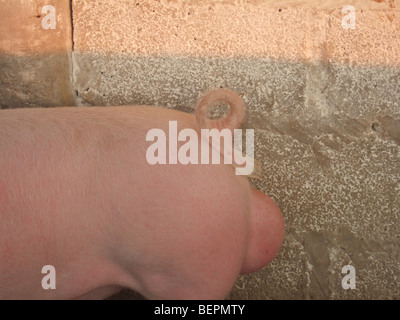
[0,90,284,299]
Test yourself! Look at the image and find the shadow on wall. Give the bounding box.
[0,53,75,108]
[1,51,400,299]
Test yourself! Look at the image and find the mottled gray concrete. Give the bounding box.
[0,54,75,108]
[0,0,75,108]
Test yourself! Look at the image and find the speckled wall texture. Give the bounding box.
[1,0,399,299]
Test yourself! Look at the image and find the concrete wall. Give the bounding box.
[0,0,75,107]
[1,0,399,299]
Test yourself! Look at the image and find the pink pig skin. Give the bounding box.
[0,91,284,300]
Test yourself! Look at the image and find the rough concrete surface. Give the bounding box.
[1,0,400,299]
[0,0,75,108]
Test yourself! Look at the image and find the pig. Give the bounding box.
[0,88,284,300]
